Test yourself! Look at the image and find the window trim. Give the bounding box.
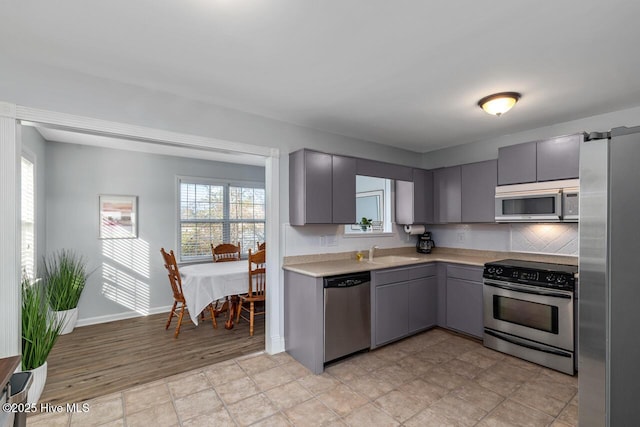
[21,148,37,279]
[176,175,265,263]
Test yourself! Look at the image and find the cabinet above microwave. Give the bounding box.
[498,133,583,186]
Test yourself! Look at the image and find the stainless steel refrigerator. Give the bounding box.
[579,126,640,426]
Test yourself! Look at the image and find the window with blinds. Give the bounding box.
[21,156,35,279]
[179,178,265,261]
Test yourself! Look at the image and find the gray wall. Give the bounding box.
[423,105,640,168]
[0,60,425,260]
[421,106,640,256]
[20,126,48,275]
[44,141,264,324]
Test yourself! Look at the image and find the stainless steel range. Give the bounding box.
[482,259,578,375]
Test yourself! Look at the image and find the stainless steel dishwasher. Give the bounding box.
[324,271,371,363]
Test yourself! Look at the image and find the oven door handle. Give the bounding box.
[484,329,572,358]
[483,279,572,299]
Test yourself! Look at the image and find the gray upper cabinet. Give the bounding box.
[498,141,537,185]
[356,158,413,181]
[332,155,357,224]
[536,134,581,182]
[498,134,581,185]
[396,168,434,225]
[461,159,497,223]
[289,149,355,225]
[415,169,434,224]
[433,166,461,223]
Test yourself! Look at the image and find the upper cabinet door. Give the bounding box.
[421,170,434,224]
[536,134,581,182]
[433,166,461,224]
[395,168,433,225]
[498,141,537,185]
[332,155,357,224]
[461,159,497,223]
[289,149,332,225]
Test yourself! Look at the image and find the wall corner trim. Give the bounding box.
[0,102,17,119]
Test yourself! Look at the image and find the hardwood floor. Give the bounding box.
[40,311,265,405]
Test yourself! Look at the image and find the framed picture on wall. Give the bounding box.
[99,195,138,239]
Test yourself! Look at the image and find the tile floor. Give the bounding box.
[27,328,578,426]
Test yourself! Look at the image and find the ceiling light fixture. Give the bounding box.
[478,92,521,116]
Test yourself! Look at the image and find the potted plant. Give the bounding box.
[42,249,91,335]
[22,276,63,404]
[359,217,373,232]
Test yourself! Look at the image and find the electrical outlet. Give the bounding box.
[325,234,338,247]
[457,231,466,243]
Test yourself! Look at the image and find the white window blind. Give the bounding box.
[21,156,35,279]
[179,179,265,261]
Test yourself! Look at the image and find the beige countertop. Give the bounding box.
[282,247,577,278]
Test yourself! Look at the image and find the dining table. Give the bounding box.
[180,260,248,329]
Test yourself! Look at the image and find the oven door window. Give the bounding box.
[501,196,556,215]
[493,295,559,334]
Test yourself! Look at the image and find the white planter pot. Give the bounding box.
[55,307,78,335]
[27,361,47,405]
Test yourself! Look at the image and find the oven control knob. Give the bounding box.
[487,267,496,274]
[495,268,503,275]
[557,276,567,284]
[546,274,556,282]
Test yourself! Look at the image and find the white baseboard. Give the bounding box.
[75,306,173,328]
[266,334,285,355]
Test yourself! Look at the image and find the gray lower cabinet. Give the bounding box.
[408,276,437,333]
[283,270,325,374]
[375,282,409,345]
[445,264,484,339]
[372,264,437,347]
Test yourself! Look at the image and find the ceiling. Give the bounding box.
[3,1,640,153]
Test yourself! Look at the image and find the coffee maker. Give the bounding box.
[416,231,435,254]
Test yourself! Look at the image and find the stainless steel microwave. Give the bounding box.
[495,179,579,222]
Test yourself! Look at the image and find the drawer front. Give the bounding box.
[447,264,483,282]
[408,263,437,280]
[374,268,410,286]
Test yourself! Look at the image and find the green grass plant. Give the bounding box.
[43,249,90,311]
[22,276,62,370]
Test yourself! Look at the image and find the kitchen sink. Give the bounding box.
[366,255,421,264]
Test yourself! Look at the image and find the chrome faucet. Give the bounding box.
[369,245,379,262]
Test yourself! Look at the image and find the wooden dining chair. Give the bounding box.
[211,242,241,262]
[257,241,266,251]
[160,248,217,338]
[236,248,266,336]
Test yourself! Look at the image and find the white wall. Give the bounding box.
[44,141,264,324]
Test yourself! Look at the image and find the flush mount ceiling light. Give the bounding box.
[478,92,521,116]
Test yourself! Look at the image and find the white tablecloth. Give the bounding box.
[180,261,248,325]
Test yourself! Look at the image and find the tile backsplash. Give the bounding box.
[428,223,578,256]
[511,223,578,255]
